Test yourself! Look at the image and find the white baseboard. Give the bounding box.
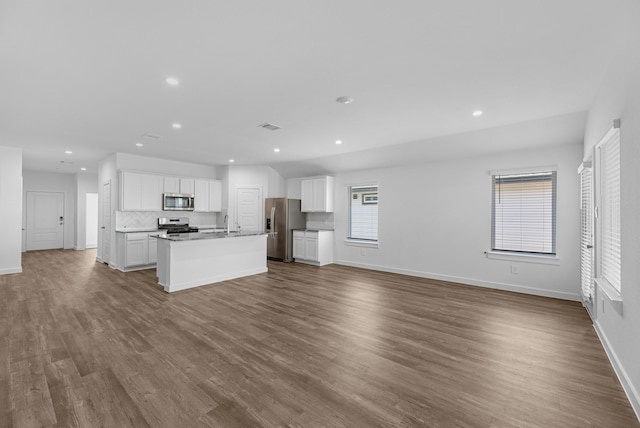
[0,266,22,275]
[594,321,640,422]
[333,259,581,301]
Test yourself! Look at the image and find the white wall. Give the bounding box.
[0,146,23,274]
[75,173,98,250]
[115,153,217,178]
[333,143,582,301]
[583,28,640,417]
[85,193,98,248]
[23,170,76,250]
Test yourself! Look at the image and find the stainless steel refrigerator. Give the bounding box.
[265,198,306,262]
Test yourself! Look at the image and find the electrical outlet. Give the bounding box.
[510,265,518,274]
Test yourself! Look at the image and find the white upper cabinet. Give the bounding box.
[164,176,195,194]
[194,179,222,212]
[120,172,163,211]
[301,176,334,212]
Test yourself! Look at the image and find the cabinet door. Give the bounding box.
[121,172,143,211]
[312,178,326,212]
[293,234,305,259]
[140,174,163,211]
[148,236,157,264]
[164,176,180,193]
[208,180,222,212]
[126,239,147,266]
[301,179,314,212]
[304,235,318,261]
[194,179,209,212]
[180,178,195,194]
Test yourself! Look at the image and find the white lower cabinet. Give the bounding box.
[292,230,333,266]
[116,232,159,271]
[148,233,159,264]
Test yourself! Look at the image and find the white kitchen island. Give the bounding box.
[156,231,268,293]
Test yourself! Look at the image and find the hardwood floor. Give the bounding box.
[1,249,638,427]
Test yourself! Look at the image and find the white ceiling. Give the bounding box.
[1,1,638,177]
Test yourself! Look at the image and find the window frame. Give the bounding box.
[346,183,379,246]
[593,121,622,310]
[489,168,558,262]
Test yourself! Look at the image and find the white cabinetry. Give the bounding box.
[301,176,334,212]
[120,172,163,211]
[148,232,159,264]
[125,233,148,266]
[292,230,333,266]
[116,232,158,270]
[194,179,222,212]
[164,177,195,194]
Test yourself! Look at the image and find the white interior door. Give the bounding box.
[101,181,111,262]
[26,191,64,251]
[235,187,262,232]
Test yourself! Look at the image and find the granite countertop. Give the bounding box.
[115,227,159,233]
[115,224,221,233]
[156,231,267,241]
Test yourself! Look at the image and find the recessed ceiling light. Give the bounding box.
[165,77,179,86]
[64,150,72,154]
[335,140,343,145]
[172,123,182,129]
[229,159,235,163]
[472,110,483,117]
[274,148,280,153]
[135,142,144,147]
[336,96,354,104]
[80,167,87,171]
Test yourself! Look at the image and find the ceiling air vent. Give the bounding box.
[141,133,161,140]
[259,122,281,131]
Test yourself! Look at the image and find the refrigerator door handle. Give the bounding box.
[271,206,276,238]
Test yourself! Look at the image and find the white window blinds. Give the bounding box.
[597,125,621,292]
[492,171,557,254]
[579,163,594,302]
[349,185,378,241]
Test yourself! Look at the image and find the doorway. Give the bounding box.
[235,186,262,232]
[26,191,64,251]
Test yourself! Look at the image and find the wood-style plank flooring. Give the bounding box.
[1,249,638,427]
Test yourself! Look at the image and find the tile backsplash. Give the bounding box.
[306,212,335,230]
[116,211,218,229]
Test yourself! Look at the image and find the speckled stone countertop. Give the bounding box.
[156,231,267,241]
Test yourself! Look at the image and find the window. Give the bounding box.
[348,185,378,242]
[595,123,621,293]
[491,171,557,255]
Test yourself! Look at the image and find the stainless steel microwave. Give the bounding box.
[163,193,195,211]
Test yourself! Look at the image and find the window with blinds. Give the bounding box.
[579,164,594,302]
[349,185,378,241]
[491,171,557,254]
[596,125,621,292]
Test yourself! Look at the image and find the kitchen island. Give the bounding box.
[156,231,268,293]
